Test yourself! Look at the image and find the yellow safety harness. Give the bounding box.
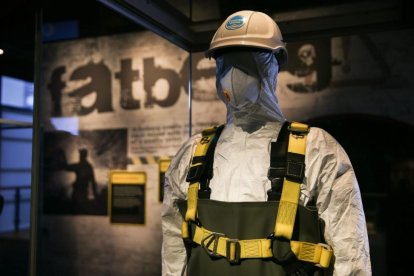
[182,122,333,268]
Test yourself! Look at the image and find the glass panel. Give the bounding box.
[1,75,34,109]
[37,2,190,275]
[1,111,33,123]
[0,3,35,276]
[0,172,32,187]
[0,127,32,140]
[1,140,32,168]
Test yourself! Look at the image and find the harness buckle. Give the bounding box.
[287,125,309,138]
[226,239,241,264]
[201,232,225,258]
[186,164,203,182]
[315,243,332,268]
[286,160,305,181]
[267,167,285,180]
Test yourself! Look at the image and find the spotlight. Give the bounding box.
[0,48,4,55]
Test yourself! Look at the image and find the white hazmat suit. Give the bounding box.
[162,50,371,275]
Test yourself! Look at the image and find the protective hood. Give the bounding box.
[216,50,285,130]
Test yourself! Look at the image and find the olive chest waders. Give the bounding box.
[179,122,333,276]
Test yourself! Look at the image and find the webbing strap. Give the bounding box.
[274,179,301,239]
[268,122,290,179]
[186,127,218,183]
[267,122,289,201]
[291,241,333,268]
[274,122,309,240]
[183,126,223,233]
[288,122,308,154]
[185,183,199,221]
[193,226,273,260]
[193,226,332,267]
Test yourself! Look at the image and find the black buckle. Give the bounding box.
[286,160,305,182]
[267,167,285,180]
[226,239,241,264]
[198,187,211,199]
[201,232,224,258]
[287,125,309,137]
[186,164,203,182]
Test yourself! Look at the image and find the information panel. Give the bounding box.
[109,171,146,224]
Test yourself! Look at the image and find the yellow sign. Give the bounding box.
[159,159,171,173]
[111,171,146,184]
[109,171,146,225]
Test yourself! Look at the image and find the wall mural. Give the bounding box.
[279,32,414,123]
[43,128,127,215]
[39,29,414,275]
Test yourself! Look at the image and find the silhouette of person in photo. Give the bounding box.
[48,66,66,117]
[65,148,98,213]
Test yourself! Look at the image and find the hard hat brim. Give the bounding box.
[205,43,287,67]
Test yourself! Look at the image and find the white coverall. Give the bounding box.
[161,51,371,276]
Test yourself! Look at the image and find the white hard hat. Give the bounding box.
[206,10,288,67]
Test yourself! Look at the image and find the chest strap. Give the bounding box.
[192,225,332,268]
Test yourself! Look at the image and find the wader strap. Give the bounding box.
[193,225,332,267]
[186,126,220,183]
[274,122,309,240]
[183,125,224,236]
[267,122,290,201]
[185,183,199,222]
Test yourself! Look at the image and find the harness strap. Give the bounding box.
[274,122,309,240]
[267,122,289,201]
[186,126,219,183]
[183,125,223,237]
[185,183,199,222]
[193,225,332,268]
[274,179,301,239]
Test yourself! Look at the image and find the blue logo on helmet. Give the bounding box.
[225,15,246,30]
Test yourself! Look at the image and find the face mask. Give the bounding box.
[218,67,260,109]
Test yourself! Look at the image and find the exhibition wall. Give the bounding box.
[37,28,414,275]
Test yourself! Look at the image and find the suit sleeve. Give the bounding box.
[305,128,372,276]
[161,135,199,276]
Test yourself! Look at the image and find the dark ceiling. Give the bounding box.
[0,0,412,82]
[0,0,36,81]
[0,1,143,82]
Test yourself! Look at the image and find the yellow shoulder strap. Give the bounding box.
[274,122,309,239]
[183,126,221,238]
